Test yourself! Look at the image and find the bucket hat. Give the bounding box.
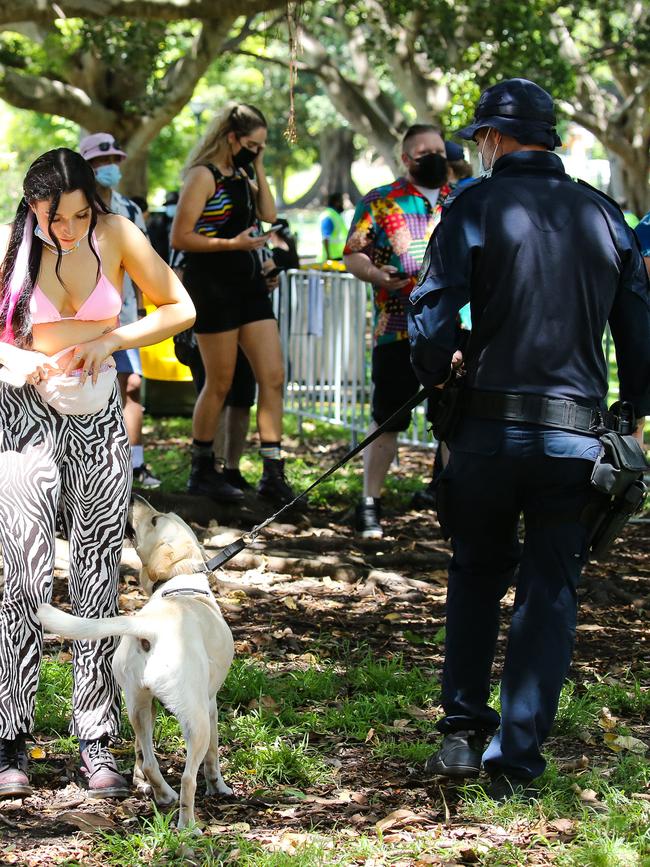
[455,79,561,149]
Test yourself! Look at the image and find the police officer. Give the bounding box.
[408,78,650,800]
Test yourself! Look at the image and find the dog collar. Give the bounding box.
[160,586,211,599]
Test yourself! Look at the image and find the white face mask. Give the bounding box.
[477,131,501,178]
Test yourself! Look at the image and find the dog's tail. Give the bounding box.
[37,603,154,643]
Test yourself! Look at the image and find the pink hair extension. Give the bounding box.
[1,208,34,344]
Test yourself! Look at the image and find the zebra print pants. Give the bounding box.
[0,382,131,741]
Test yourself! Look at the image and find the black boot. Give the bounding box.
[187,453,244,503]
[257,458,296,506]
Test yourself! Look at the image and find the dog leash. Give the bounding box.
[204,385,434,571]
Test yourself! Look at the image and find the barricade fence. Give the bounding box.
[273,269,434,449]
[274,269,624,450]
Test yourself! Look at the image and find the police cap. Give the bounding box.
[455,78,562,149]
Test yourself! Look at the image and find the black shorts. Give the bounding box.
[372,339,422,432]
[184,261,275,334]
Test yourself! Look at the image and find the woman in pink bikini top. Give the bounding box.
[0,147,196,413]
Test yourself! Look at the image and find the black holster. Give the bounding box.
[582,430,648,560]
[430,374,465,442]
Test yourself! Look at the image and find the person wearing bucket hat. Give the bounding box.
[408,78,650,800]
[80,132,161,490]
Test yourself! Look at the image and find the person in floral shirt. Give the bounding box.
[344,124,453,538]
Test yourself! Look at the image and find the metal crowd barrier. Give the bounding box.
[274,269,434,448]
[274,272,645,525]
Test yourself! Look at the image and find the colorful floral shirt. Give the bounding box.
[344,177,452,345]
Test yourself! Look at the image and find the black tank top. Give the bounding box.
[185,164,262,285]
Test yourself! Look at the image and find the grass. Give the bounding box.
[34,648,650,865]
[142,408,438,507]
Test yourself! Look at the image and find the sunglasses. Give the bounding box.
[96,140,121,152]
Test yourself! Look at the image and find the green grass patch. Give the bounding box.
[228,735,332,787]
[372,739,433,764]
[34,658,73,734]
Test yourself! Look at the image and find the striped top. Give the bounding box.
[194,164,255,238]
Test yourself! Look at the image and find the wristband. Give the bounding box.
[137,307,147,317]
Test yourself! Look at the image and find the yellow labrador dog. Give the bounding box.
[38,497,234,829]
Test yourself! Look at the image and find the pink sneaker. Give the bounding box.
[79,737,130,799]
[0,735,32,798]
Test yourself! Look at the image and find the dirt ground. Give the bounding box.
[0,443,648,866]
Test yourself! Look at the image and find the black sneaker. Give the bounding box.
[424,730,486,779]
[354,497,383,539]
[485,774,537,802]
[132,464,161,490]
[223,468,253,491]
[188,455,244,503]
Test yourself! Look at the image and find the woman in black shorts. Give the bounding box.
[172,104,295,505]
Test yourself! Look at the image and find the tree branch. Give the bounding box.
[127,19,237,154]
[0,64,116,128]
[0,0,283,25]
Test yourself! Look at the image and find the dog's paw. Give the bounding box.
[156,787,179,807]
[135,780,153,799]
[206,779,233,797]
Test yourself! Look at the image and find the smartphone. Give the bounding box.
[265,223,286,234]
[265,266,282,279]
[391,271,409,279]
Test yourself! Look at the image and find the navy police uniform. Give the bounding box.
[408,79,650,786]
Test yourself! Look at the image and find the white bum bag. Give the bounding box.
[34,348,117,415]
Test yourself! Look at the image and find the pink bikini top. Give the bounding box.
[30,238,122,325]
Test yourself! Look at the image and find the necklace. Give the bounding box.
[35,226,87,256]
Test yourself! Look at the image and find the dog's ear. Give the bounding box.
[130,495,158,529]
[146,542,177,582]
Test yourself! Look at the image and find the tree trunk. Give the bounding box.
[287,127,361,208]
[273,163,288,209]
[613,150,650,218]
[119,147,150,199]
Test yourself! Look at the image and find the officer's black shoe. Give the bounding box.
[257,458,296,506]
[354,497,383,539]
[410,478,438,510]
[187,454,244,503]
[485,774,538,803]
[424,730,486,779]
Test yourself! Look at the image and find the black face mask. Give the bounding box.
[409,152,448,188]
[233,144,257,169]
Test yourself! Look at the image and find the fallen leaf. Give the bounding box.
[603,733,648,754]
[376,808,435,833]
[598,707,618,732]
[29,746,46,760]
[549,818,576,834]
[558,755,589,771]
[283,596,298,610]
[392,719,411,729]
[277,832,314,853]
[384,613,401,621]
[59,810,117,831]
[572,785,599,802]
[365,728,376,743]
[254,695,279,711]
[405,705,429,719]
